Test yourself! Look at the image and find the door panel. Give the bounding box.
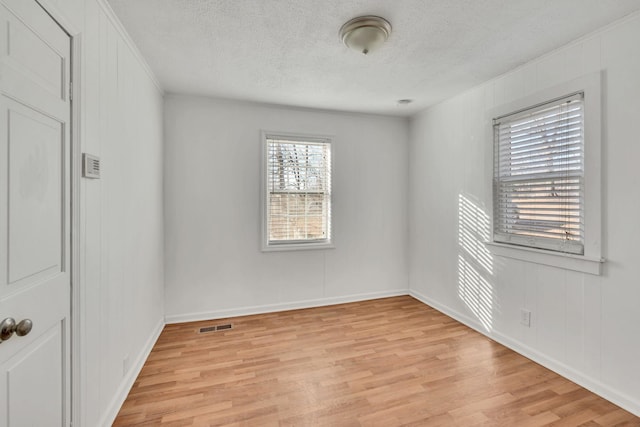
[0,0,68,118]
[0,0,71,426]
[8,103,63,285]
[6,16,65,99]
[4,322,64,425]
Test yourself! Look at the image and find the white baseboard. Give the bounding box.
[409,289,640,418]
[99,318,165,427]
[165,289,410,324]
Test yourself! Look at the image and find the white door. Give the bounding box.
[0,0,71,425]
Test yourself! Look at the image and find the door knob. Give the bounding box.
[0,318,33,342]
[15,319,33,336]
[0,317,16,341]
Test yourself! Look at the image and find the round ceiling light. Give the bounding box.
[339,15,392,55]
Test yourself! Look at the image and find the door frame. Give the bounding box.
[33,1,82,425]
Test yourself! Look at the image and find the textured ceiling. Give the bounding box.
[107,0,640,116]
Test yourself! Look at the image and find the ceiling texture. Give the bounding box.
[107,0,640,116]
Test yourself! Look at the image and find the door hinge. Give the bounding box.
[69,84,73,101]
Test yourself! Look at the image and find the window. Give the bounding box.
[488,73,603,274]
[493,93,585,255]
[263,133,332,250]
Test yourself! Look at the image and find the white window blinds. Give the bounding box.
[493,93,584,255]
[265,136,331,245]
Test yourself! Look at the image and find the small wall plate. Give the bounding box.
[82,153,100,179]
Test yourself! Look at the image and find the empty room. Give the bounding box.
[1,0,640,426]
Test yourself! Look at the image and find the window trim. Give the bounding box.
[260,131,334,252]
[486,72,604,274]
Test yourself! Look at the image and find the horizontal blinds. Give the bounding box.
[266,137,331,243]
[493,94,584,254]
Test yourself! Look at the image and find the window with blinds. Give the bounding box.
[264,135,331,247]
[493,93,584,255]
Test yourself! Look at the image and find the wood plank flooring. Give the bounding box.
[113,296,639,426]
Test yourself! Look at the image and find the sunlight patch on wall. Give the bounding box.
[458,194,492,274]
[457,194,494,331]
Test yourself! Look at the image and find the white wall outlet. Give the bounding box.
[123,355,130,376]
[520,309,531,327]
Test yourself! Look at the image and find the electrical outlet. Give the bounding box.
[520,309,531,327]
[123,355,130,376]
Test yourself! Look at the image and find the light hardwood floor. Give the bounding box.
[114,296,639,426]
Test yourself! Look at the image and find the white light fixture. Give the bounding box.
[339,15,392,55]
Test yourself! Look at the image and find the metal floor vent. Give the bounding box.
[199,323,233,333]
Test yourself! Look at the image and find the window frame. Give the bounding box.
[261,131,334,252]
[486,72,604,274]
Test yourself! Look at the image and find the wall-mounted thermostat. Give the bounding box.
[82,153,100,179]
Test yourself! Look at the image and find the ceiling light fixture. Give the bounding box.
[339,15,392,55]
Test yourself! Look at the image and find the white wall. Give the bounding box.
[408,13,640,416]
[41,1,165,425]
[40,1,640,423]
[164,96,409,322]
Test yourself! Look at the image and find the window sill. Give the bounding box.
[261,241,335,252]
[486,242,604,275]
